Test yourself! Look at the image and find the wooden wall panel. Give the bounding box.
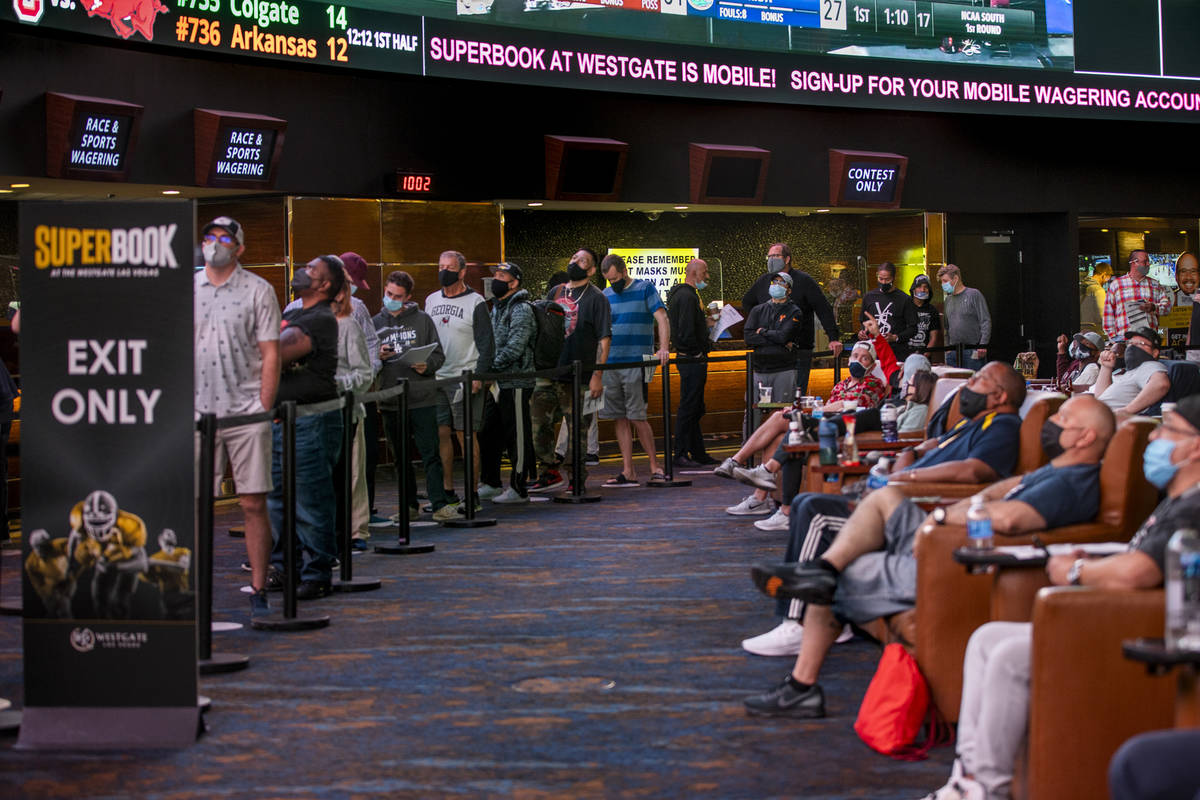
[925,212,946,269]
[866,214,924,266]
[380,201,501,266]
[290,198,382,265]
[246,265,287,309]
[196,196,287,267]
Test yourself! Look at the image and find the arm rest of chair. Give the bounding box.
[890,481,986,499]
[991,523,1123,621]
[1026,587,1174,800]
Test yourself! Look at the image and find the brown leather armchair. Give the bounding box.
[888,418,1159,722]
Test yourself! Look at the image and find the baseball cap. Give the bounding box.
[1173,394,1200,432]
[340,252,370,292]
[492,262,523,283]
[201,216,244,246]
[771,272,793,287]
[1072,331,1105,351]
[1124,327,1160,348]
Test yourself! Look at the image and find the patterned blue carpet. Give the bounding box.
[0,459,953,798]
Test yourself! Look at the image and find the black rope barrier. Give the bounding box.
[554,360,602,505]
[333,390,381,592]
[374,380,436,555]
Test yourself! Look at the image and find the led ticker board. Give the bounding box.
[7,0,1200,122]
[44,92,143,181]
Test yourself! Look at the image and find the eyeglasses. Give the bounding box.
[203,234,235,245]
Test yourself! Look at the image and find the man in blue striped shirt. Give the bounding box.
[600,254,671,486]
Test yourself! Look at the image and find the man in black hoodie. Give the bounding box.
[745,272,804,404]
[859,261,918,362]
[742,242,842,392]
[667,258,717,468]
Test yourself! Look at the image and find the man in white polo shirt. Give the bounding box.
[193,216,281,618]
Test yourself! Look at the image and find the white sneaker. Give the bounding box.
[713,457,740,479]
[491,487,529,504]
[918,762,983,800]
[742,619,805,656]
[725,494,774,516]
[734,464,777,491]
[476,483,502,500]
[836,624,855,644]
[754,508,790,531]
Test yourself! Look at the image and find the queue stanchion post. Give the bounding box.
[555,360,601,504]
[334,392,381,592]
[252,401,330,631]
[196,412,250,673]
[442,371,497,528]
[833,350,842,384]
[647,356,689,488]
[375,381,436,554]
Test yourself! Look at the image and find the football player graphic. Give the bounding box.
[24,529,76,618]
[66,490,149,619]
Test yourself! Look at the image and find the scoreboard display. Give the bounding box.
[7,0,1200,122]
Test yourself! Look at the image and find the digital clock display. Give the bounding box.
[396,171,434,194]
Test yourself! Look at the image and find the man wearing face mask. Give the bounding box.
[937,263,991,371]
[193,216,280,618]
[667,258,717,468]
[1054,330,1103,392]
[744,272,804,413]
[1091,327,1170,418]
[742,243,842,393]
[268,255,344,600]
[915,394,1200,800]
[744,393,1114,720]
[426,251,495,521]
[859,262,918,362]
[1103,250,1172,342]
[482,263,537,504]
[908,274,942,356]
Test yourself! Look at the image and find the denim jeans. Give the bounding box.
[269,409,342,584]
[380,404,451,511]
[946,349,986,371]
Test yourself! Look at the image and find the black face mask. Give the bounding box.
[609,277,626,293]
[957,385,990,418]
[290,270,313,291]
[879,283,893,293]
[490,278,510,297]
[566,261,589,281]
[1040,419,1066,459]
[439,269,460,288]
[1122,345,1154,371]
[848,361,867,379]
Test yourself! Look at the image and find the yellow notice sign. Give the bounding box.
[608,248,699,301]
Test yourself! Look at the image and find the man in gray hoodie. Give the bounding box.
[484,263,537,503]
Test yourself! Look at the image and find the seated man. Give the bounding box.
[916,394,1200,800]
[743,361,1026,655]
[743,395,1112,713]
[718,341,888,517]
[1091,326,1170,419]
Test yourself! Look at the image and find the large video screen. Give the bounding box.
[7,0,1200,121]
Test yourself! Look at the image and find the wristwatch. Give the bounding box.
[1067,558,1086,586]
[932,507,947,525]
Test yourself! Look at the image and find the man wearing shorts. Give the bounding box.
[193,216,280,617]
[599,254,670,485]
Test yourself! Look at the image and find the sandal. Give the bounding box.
[604,474,639,487]
[648,471,667,483]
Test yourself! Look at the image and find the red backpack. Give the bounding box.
[853,643,953,761]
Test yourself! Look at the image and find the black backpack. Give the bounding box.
[529,299,566,370]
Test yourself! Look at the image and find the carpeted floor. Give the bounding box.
[0,457,954,799]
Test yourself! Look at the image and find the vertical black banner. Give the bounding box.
[17,201,198,749]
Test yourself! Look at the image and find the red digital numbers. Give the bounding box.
[399,173,431,192]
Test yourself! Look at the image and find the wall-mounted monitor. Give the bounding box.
[829,149,908,209]
[45,92,142,181]
[545,135,628,201]
[194,109,287,189]
[689,143,770,205]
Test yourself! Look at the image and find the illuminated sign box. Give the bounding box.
[828,149,908,209]
[690,143,770,205]
[45,92,143,181]
[194,109,287,189]
[545,135,628,201]
[395,170,435,195]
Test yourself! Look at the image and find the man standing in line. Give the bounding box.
[1102,249,1172,342]
[742,242,842,392]
[938,263,992,370]
[667,258,718,468]
[426,251,495,522]
[268,255,344,600]
[859,261,918,362]
[599,254,670,486]
[193,216,280,617]
[373,271,450,520]
[485,262,538,504]
[530,248,612,493]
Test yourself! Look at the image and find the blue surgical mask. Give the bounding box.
[769,284,787,299]
[1142,438,1179,489]
[383,296,405,313]
[914,289,930,301]
[941,281,954,294]
[350,284,358,295]
[696,280,707,291]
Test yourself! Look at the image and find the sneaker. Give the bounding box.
[836,624,854,644]
[456,498,483,515]
[477,483,502,500]
[742,619,806,656]
[750,561,838,605]
[674,455,703,469]
[753,508,790,531]
[713,457,741,479]
[249,588,271,617]
[420,503,433,514]
[917,770,984,800]
[352,538,369,552]
[265,567,284,592]
[491,487,529,504]
[240,560,252,573]
[734,464,777,491]
[694,454,721,466]
[743,677,825,718]
[528,469,566,493]
[368,514,393,529]
[586,453,601,466]
[432,504,461,523]
[296,580,332,600]
[726,494,775,516]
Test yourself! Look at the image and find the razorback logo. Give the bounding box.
[85,0,168,41]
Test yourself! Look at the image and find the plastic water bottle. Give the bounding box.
[818,416,838,466]
[1165,529,1200,651]
[841,416,859,465]
[866,456,892,491]
[880,401,899,443]
[966,494,994,550]
[787,419,804,446]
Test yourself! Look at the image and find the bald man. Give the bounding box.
[744,393,1117,719]
[1171,252,1200,363]
[667,259,718,467]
